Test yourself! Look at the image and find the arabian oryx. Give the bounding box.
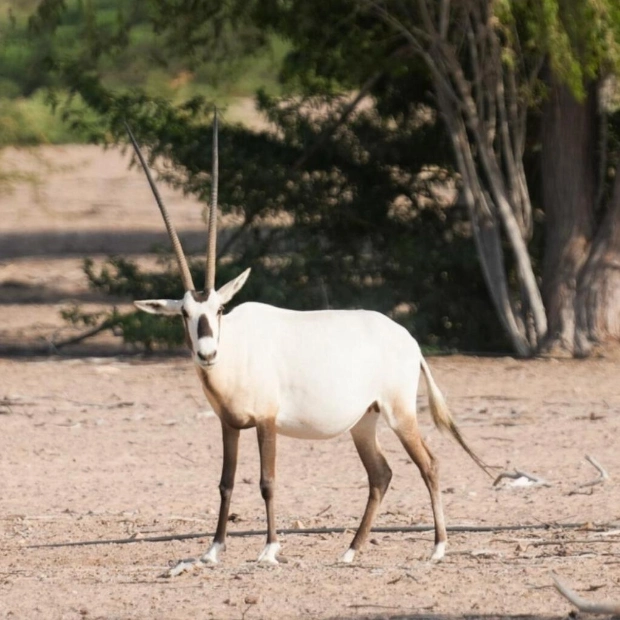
[126,113,489,568]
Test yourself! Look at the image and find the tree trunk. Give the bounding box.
[436,84,534,356]
[540,80,597,354]
[574,161,620,355]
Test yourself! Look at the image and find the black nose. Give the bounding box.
[197,351,216,363]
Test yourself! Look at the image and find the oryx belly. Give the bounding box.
[272,350,388,439]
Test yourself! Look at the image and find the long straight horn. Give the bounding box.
[124,122,195,292]
[205,108,218,291]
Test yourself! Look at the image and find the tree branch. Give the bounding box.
[553,574,620,614]
[293,68,385,171]
[439,0,450,40]
[27,521,610,549]
[49,320,114,351]
[439,93,532,356]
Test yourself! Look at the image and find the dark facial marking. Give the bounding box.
[197,314,214,339]
[183,324,193,350]
[190,290,209,302]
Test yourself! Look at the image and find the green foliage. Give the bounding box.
[81,257,187,349]
[68,87,506,352]
[0,0,287,144]
[501,0,620,99]
[0,92,88,145]
[33,0,510,352]
[19,0,620,356]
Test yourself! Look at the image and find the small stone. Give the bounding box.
[244,595,259,605]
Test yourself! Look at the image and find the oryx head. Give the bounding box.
[127,111,250,368]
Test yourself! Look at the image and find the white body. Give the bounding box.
[199,302,422,439]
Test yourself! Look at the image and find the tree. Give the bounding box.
[31,0,620,356]
[361,0,547,356]
[535,2,620,355]
[256,0,620,356]
[30,0,507,353]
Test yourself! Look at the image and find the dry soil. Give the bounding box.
[1,145,619,620]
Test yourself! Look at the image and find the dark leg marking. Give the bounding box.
[201,421,239,562]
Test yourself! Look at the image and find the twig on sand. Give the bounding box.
[347,603,399,610]
[579,454,610,488]
[0,398,36,414]
[26,521,612,550]
[552,573,620,614]
[49,320,113,351]
[530,538,620,547]
[315,504,332,517]
[492,469,550,488]
[568,455,610,496]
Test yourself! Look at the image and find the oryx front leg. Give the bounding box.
[256,419,279,563]
[341,409,392,563]
[202,422,239,564]
[256,418,280,564]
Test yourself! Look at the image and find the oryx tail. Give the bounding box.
[420,357,491,477]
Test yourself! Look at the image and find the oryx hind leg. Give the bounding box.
[386,406,447,561]
[341,405,392,563]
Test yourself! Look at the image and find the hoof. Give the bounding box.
[430,542,446,562]
[201,541,225,564]
[257,542,281,564]
[340,548,356,563]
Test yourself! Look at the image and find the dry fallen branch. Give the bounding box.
[26,521,611,550]
[48,320,113,351]
[493,469,550,487]
[447,548,502,559]
[569,455,611,496]
[594,529,620,538]
[0,397,36,414]
[552,573,620,614]
[579,454,610,488]
[531,538,620,547]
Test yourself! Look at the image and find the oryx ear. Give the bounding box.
[134,299,184,315]
[217,268,251,304]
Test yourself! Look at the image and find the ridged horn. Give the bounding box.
[205,108,218,291]
[125,122,195,292]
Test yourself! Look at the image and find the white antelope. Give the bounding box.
[127,114,488,566]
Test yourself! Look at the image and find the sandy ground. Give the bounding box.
[1,146,620,619]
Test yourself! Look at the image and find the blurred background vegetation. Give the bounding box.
[10,1,618,356]
[0,0,289,145]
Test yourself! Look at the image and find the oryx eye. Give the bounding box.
[217,306,224,316]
